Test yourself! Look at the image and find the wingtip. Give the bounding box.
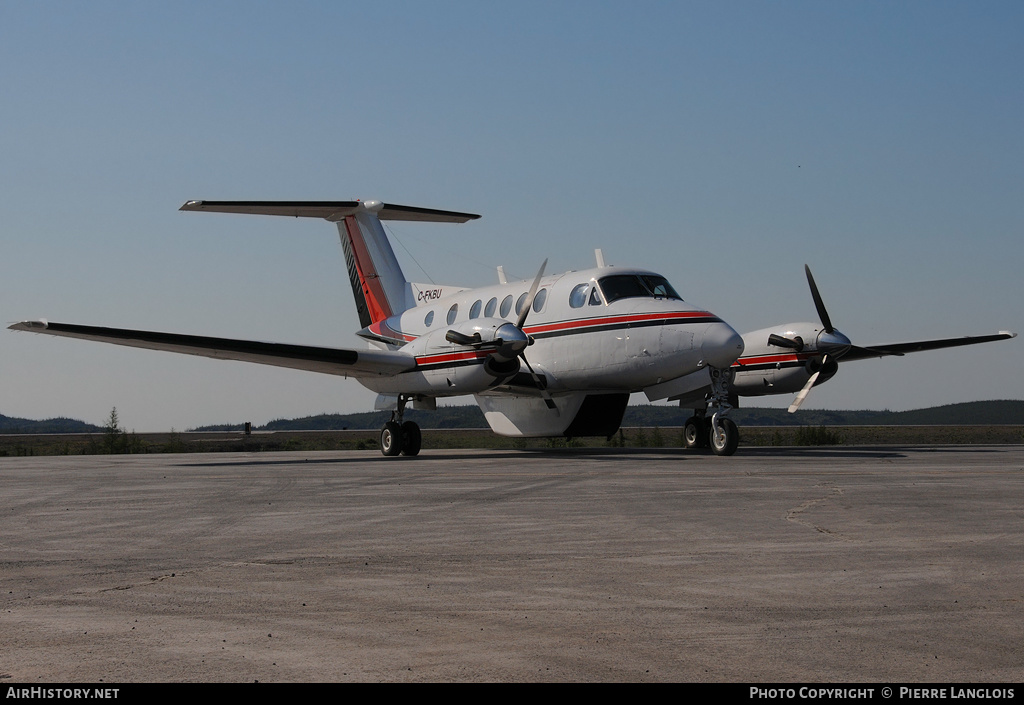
[9,319,48,331]
[1000,330,1018,338]
[179,200,203,211]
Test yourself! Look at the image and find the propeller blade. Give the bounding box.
[520,353,558,411]
[804,265,834,334]
[515,259,548,330]
[788,370,820,413]
[788,352,833,413]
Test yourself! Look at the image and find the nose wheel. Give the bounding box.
[683,414,709,449]
[709,417,738,456]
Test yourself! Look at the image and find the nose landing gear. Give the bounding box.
[683,366,740,456]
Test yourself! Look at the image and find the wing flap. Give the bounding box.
[8,321,416,377]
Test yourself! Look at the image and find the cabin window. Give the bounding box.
[484,297,497,317]
[424,310,434,327]
[499,295,513,318]
[515,292,528,317]
[470,300,482,319]
[447,304,458,325]
[532,288,547,313]
[569,283,588,308]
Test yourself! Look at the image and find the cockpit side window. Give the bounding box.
[569,283,588,309]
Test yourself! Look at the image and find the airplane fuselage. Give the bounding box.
[359,266,743,401]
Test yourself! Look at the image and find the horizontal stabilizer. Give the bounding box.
[8,321,416,377]
[180,200,480,223]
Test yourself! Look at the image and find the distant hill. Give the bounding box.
[190,400,1024,432]
[0,414,103,434]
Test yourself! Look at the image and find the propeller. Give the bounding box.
[514,260,557,410]
[786,266,853,412]
[445,259,557,410]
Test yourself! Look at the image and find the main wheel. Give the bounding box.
[683,416,704,449]
[400,421,421,456]
[380,421,404,456]
[709,418,739,456]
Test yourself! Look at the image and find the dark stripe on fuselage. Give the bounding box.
[525,311,720,339]
[392,310,721,349]
[528,315,721,340]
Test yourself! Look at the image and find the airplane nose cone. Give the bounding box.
[701,322,745,369]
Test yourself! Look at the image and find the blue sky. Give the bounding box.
[2,1,1021,430]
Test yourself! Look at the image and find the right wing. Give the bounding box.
[8,321,416,378]
[842,331,1017,362]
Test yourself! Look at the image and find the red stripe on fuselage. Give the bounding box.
[415,350,491,366]
[385,309,719,347]
[733,352,814,367]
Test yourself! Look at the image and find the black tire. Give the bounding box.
[709,418,739,456]
[380,421,404,457]
[683,416,703,449]
[400,421,422,456]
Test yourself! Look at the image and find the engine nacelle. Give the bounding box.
[364,318,524,398]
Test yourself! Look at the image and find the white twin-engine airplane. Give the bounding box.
[10,200,1016,457]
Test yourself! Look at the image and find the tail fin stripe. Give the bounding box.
[342,215,395,325]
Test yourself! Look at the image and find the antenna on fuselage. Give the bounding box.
[497,266,508,284]
[595,249,607,268]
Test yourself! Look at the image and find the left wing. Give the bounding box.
[8,321,416,377]
[842,331,1017,362]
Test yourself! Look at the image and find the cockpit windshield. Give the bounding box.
[597,274,682,303]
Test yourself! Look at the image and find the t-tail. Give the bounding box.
[179,199,480,328]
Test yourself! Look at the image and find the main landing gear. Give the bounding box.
[683,366,739,456]
[379,396,421,457]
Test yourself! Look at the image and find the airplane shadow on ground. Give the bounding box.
[160,445,1022,467]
